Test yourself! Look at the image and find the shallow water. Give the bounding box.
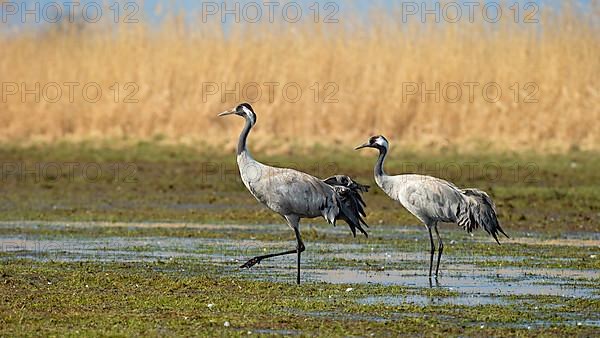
[304,268,596,298]
[1,221,598,329]
[358,294,508,306]
[2,231,596,302]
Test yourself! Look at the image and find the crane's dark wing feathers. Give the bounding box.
[458,188,509,244]
[323,175,370,238]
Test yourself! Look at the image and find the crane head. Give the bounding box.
[218,102,257,126]
[355,135,389,151]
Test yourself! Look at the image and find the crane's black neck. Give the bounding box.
[374,147,387,177]
[237,116,253,155]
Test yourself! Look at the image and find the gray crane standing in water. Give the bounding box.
[355,135,509,278]
[218,103,369,284]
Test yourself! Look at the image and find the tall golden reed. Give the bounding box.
[0,1,598,152]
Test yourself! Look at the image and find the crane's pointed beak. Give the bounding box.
[355,143,369,150]
[218,108,236,117]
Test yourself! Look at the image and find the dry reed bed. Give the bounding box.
[0,2,598,152]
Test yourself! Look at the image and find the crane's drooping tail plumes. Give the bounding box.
[458,188,509,244]
[323,175,370,238]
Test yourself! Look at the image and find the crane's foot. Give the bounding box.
[428,276,440,287]
[240,257,261,269]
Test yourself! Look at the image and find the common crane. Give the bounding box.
[355,135,509,278]
[218,103,369,284]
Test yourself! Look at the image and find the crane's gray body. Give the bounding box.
[238,151,340,224]
[376,172,504,239]
[376,174,464,226]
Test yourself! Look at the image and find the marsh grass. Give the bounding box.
[0,2,598,152]
[0,143,597,232]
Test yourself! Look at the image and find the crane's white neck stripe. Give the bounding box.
[374,137,388,148]
[242,106,255,125]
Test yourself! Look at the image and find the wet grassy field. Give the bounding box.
[0,143,599,336]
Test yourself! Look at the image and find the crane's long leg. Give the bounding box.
[239,236,304,270]
[293,227,305,285]
[427,226,435,278]
[240,216,305,284]
[434,225,444,277]
[239,248,298,269]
